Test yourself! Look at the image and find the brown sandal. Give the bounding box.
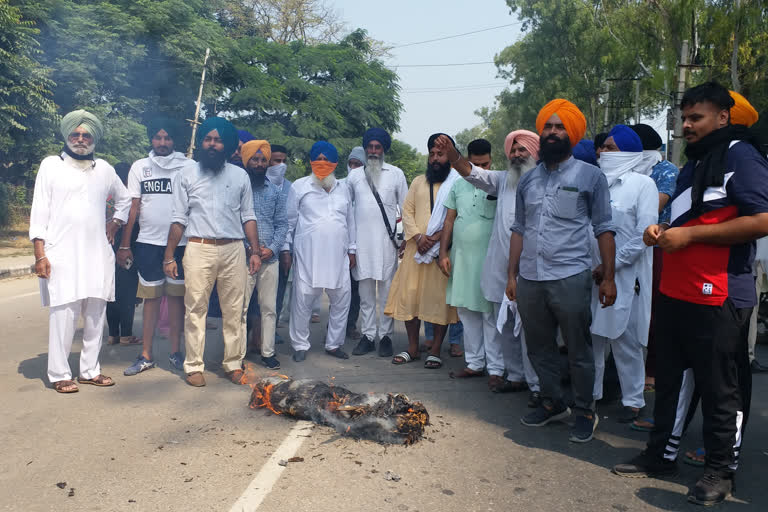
[450,368,485,379]
[226,369,245,385]
[77,374,115,387]
[53,380,79,393]
[119,336,141,346]
[449,343,464,358]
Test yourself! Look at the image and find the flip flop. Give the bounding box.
[77,375,115,387]
[449,368,484,379]
[631,418,654,432]
[424,355,442,369]
[392,351,420,365]
[119,336,141,346]
[53,380,79,393]
[683,447,706,467]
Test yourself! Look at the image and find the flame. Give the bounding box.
[250,381,282,415]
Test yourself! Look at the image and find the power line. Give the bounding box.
[387,61,496,68]
[389,22,521,49]
[402,83,508,94]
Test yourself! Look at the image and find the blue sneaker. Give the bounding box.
[262,356,281,370]
[168,352,184,372]
[124,356,155,376]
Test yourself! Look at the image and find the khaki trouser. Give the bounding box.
[182,241,247,373]
[243,259,279,358]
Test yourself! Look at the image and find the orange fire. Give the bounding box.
[250,382,282,415]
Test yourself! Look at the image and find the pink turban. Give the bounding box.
[504,130,540,161]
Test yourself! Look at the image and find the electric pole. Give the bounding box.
[670,40,689,167]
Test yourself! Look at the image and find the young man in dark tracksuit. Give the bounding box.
[613,82,768,506]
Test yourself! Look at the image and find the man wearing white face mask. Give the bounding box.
[592,125,659,423]
[267,145,293,333]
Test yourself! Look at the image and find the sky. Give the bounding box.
[333,0,522,151]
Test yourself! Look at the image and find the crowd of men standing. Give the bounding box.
[29,80,768,507]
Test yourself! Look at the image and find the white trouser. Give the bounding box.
[244,260,279,358]
[492,301,540,390]
[47,298,107,383]
[457,308,498,373]
[358,277,394,340]
[748,261,764,362]
[592,329,646,409]
[290,276,351,352]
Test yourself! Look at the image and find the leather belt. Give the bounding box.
[188,237,238,245]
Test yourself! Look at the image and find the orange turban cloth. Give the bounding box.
[729,91,759,127]
[241,140,271,167]
[535,99,587,147]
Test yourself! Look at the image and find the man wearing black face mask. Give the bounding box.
[240,140,288,370]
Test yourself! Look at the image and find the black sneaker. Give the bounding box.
[352,335,375,355]
[687,471,733,506]
[378,336,394,357]
[613,451,679,478]
[570,413,599,443]
[261,356,281,370]
[521,403,571,427]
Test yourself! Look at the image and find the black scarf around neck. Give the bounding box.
[62,144,95,161]
[684,125,764,216]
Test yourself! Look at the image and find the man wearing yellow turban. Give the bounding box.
[729,90,759,127]
[507,99,617,443]
[30,109,132,393]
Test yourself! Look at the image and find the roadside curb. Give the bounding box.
[0,264,34,280]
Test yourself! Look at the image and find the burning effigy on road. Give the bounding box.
[248,375,429,445]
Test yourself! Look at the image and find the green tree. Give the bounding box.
[387,139,424,185]
[0,0,57,184]
[220,29,402,164]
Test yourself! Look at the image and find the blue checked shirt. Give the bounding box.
[512,156,615,281]
[248,179,288,263]
[649,160,679,224]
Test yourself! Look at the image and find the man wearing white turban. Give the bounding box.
[30,109,132,393]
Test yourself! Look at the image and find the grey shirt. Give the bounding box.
[464,164,517,304]
[511,156,614,282]
[171,162,257,239]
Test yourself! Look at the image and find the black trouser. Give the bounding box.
[347,273,360,333]
[106,264,138,337]
[648,294,751,474]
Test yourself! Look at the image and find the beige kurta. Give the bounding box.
[384,175,458,325]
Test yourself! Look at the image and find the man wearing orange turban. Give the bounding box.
[729,90,759,127]
[512,99,616,442]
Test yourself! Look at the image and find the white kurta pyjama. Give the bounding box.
[463,164,539,388]
[286,177,356,351]
[29,154,131,382]
[590,170,658,409]
[347,163,408,339]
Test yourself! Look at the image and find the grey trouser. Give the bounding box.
[517,270,595,415]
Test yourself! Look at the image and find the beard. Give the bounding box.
[426,160,451,184]
[153,144,173,157]
[506,156,537,188]
[539,134,572,166]
[247,166,267,186]
[365,154,384,185]
[197,147,227,173]
[312,172,336,190]
[66,140,95,158]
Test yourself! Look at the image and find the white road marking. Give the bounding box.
[228,420,314,512]
[0,291,38,303]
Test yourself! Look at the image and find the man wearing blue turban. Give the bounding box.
[231,129,257,167]
[286,140,357,362]
[163,116,261,387]
[347,128,408,358]
[30,109,132,393]
[591,124,659,423]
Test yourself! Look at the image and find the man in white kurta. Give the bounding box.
[437,131,541,402]
[29,110,131,392]
[590,125,658,421]
[287,141,357,362]
[347,129,408,358]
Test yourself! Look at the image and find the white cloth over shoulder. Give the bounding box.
[286,176,356,289]
[414,169,460,264]
[29,154,131,307]
[496,294,523,337]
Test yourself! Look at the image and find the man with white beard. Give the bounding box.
[30,110,131,393]
[286,141,357,362]
[348,129,408,358]
[434,130,542,405]
[591,125,658,423]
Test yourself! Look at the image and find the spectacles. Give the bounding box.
[68,132,93,141]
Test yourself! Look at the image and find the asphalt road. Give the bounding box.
[1,274,766,511]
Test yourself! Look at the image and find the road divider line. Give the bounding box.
[0,291,39,303]
[228,420,314,512]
